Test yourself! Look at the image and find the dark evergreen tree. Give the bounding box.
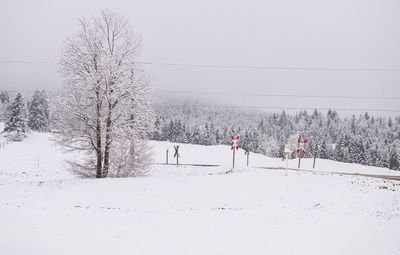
[0,91,10,104]
[319,139,329,159]
[215,128,222,144]
[152,116,163,140]
[4,92,28,135]
[388,143,399,170]
[28,89,50,132]
[0,91,10,121]
[240,130,252,152]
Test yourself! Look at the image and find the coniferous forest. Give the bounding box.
[152,104,400,170]
[1,90,399,171]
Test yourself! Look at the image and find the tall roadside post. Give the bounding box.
[296,136,307,169]
[166,148,169,165]
[284,148,291,176]
[244,149,250,167]
[231,136,240,169]
[173,145,180,166]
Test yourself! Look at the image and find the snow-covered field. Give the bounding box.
[1,130,400,255]
[150,140,400,177]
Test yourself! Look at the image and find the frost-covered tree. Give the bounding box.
[4,92,28,137]
[240,130,252,152]
[28,89,50,132]
[0,91,9,104]
[55,10,154,178]
[0,91,10,121]
[152,116,163,141]
[388,142,399,170]
[262,134,280,157]
[319,139,330,159]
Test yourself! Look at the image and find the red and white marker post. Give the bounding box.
[231,135,240,169]
[296,136,307,168]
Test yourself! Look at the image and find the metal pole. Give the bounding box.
[247,152,249,167]
[166,149,169,165]
[232,148,235,169]
[285,153,288,176]
[313,152,316,169]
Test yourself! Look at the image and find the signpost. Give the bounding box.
[173,145,180,166]
[166,148,169,165]
[296,136,307,169]
[231,136,240,169]
[244,149,250,167]
[313,151,317,169]
[283,148,291,176]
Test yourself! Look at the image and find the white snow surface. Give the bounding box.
[1,129,400,255]
[150,140,400,177]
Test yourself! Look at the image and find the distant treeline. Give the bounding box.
[152,104,400,171]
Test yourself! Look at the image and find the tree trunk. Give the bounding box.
[95,85,103,178]
[102,101,113,178]
[96,143,102,178]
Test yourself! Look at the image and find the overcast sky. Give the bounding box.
[1,0,399,116]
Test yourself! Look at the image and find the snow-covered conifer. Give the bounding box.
[387,142,399,170]
[0,91,10,104]
[0,91,10,121]
[28,89,50,132]
[4,92,28,138]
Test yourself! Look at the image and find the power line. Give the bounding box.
[154,104,400,113]
[2,60,399,110]
[0,61,57,65]
[154,90,233,96]
[243,93,400,100]
[154,90,400,100]
[1,60,400,72]
[138,61,400,72]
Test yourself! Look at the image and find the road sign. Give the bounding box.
[231,136,240,150]
[296,136,307,168]
[173,145,180,165]
[230,136,240,169]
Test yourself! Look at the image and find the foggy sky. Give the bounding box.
[1,0,400,116]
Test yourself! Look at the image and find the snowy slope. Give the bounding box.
[0,131,399,255]
[150,140,400,177]
[0,132,74,183]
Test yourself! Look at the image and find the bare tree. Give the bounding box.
[56,10,154,178]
